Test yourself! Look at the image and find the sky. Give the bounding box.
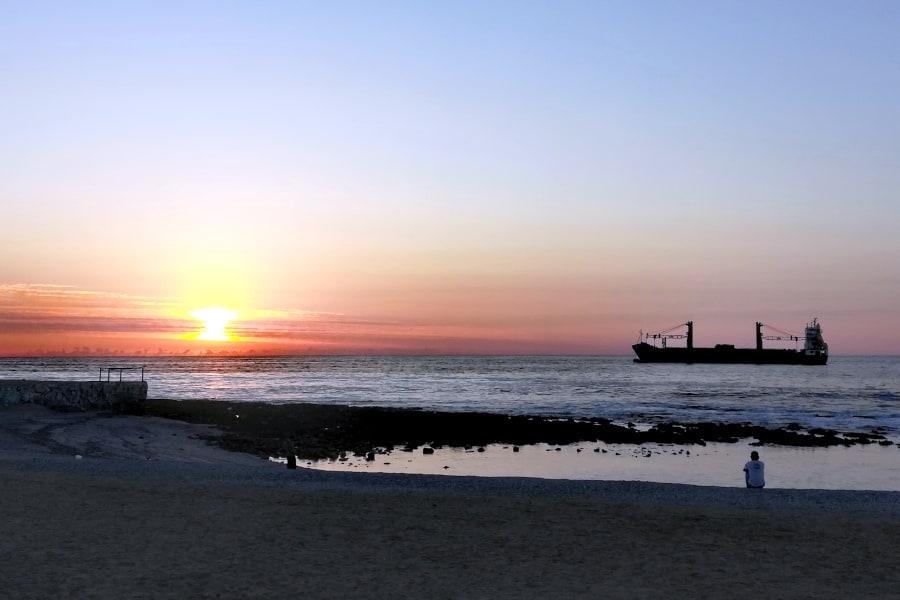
[1,1,899,356]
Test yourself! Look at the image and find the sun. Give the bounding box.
[191,307,238,341]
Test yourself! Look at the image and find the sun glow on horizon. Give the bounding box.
[190,307,239,341]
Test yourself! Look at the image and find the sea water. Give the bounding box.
[2,355,898,489]
[2,355,897,435]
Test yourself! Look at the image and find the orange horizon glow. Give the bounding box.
[0,283,898,357]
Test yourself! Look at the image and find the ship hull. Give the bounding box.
[632,343,828,365]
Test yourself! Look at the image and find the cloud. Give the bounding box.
[0,284,189,336]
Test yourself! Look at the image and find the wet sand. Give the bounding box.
[2,405,900,599]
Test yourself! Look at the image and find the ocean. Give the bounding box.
[3,355,899,489]
[2,355,898,436]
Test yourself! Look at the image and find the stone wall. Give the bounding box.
[0,380,148,412]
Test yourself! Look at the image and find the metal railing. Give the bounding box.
[98,366,145,382]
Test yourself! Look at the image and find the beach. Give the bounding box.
[140,398,900,490]
[2,405,900,598]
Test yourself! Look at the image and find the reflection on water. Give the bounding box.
[300,441,900,492]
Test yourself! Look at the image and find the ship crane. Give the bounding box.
[756,322,801,350]
[640,321,694,349]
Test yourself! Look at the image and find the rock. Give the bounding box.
[142,399,894,462]
[422,446,435,454]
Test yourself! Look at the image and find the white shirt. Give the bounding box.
[744,459,765,487]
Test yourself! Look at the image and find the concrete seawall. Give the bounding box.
[0,380,148,411]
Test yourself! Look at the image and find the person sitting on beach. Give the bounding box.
[743,450,765,488]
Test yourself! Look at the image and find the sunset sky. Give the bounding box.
[2,1,898,356]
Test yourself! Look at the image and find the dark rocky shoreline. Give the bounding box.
[140,399,897,461]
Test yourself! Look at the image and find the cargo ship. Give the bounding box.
[632,319,828,365]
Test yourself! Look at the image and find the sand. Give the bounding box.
[2,406,900,599]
